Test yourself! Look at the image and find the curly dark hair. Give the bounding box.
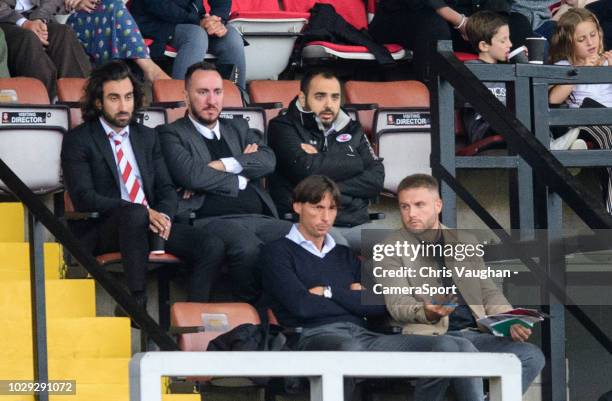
[81,60,145,123]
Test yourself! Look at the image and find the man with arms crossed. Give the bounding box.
[260,174,485,401]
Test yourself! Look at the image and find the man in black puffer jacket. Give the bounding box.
[268,71,384,252]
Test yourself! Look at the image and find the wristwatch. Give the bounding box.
[323,286,333,299]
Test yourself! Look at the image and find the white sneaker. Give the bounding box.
[551,127,581,150]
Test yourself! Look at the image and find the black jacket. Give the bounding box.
[375,0,512,15]
[268,98,384,227]
[61,119,178,234]
[299,3,394,65]
[130,0,231,58]
[157,116,279,218]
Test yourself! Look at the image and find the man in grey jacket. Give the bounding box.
[157,61,291,302]
[375,173,545,394]
[0,0,90,98]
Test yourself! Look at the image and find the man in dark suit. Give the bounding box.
[61,60,224,305]
[158,61,292,302]
[0,0,91,98]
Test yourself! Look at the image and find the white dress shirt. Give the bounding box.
[15,0,34,26]
[188,115,247,190]
[100,117,146,203]
[285,224,336,258]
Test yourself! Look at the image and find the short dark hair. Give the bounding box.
[397,174,440,194]
[292,175,341,206]
[465,10,508,53]
[185,61,219,89]
[81,60,144,122]
[299,70,340,96]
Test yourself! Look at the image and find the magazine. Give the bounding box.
[477,308,548,337]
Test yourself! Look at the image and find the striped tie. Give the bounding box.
[109,132,148,206]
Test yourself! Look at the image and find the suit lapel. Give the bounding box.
[183,118,213,162]
[219,120,242,156]
[91,120,121,189]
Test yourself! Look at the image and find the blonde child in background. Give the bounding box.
[549,8,612,213]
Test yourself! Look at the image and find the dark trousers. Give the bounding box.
[369,8,533,80]
[1,22,91,98]
[297,322,484,401]
[76,203,224,301]
[195,214,292,302]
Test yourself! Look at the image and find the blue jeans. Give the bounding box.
[297,322,485,401]
[170,23,246,89]
[447,329,545,394]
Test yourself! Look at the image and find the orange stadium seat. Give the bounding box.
[344,80,429,137]
[171,302,261,386]
[57,77,168,129]
[344,80,431,194]
[152,78,244,124]
[0,77,68,194]
[248,79,300,124]
[57,77,85,129]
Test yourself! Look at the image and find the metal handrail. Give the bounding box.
[0,158,179,348]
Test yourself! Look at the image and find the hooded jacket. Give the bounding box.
[268,97,384,227]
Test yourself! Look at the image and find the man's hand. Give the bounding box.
[200,14,227,37]
[420,295,458,322]
[509,324,532,342]
[208,160,226,171]
[23,20,49,45]
[243,143,258,154]
[301,143,318,154]
[148,209,172,240]
[350,283,363,291]
[309,286,325,296]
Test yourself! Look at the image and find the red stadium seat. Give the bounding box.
[281,0,407,63]
[227,0,307,80]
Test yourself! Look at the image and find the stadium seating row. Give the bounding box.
[0,76,507,199]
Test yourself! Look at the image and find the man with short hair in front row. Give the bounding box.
[61,61,224,306]
[260,174,485,401]
[376,173,545,395]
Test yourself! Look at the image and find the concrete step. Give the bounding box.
[0,242,62,280]
[0,203,24,242]
[0,317,130,360]
[0,279,95,319]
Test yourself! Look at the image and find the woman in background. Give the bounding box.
[66,0,169,81]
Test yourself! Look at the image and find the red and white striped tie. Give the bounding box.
[110,132,148,206]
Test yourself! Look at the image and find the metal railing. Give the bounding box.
[428,40,612,401]
[0,158,179,400]
[129,351,522,401]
